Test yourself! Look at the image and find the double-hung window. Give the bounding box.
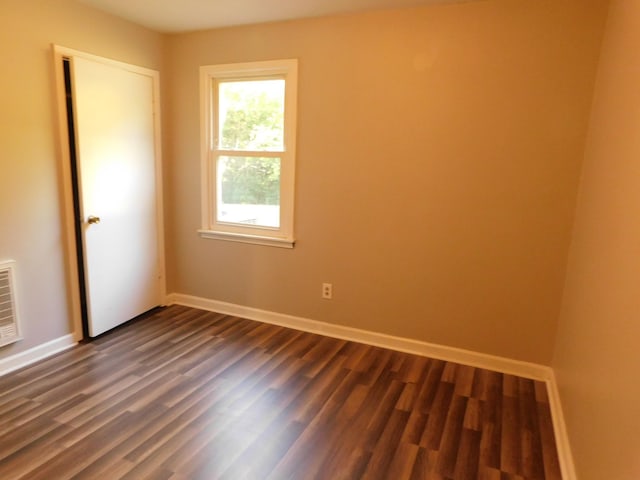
[199,59,298,248]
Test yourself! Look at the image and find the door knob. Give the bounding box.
[87,215,101,225]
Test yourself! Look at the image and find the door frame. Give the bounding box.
[52,45,166,341]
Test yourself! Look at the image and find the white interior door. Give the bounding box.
[72,55,163,337]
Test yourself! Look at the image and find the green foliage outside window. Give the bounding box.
[220,156,280,205]
[219,80,283,205]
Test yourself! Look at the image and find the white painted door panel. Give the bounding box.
[73,56,161,337]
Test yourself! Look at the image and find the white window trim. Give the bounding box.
[199,59,298,248]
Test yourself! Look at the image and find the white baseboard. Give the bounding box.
[168,293,551,380]
[0,334,76,377]
[168,293,575,479]
[545,371,577,480]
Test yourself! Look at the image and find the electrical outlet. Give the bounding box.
[322,283,332,299]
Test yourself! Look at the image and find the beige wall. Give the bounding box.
[0,0,162,359]
[165,0,607,364]
[553,1,640,478]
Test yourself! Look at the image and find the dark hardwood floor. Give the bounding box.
[0,305,561,479]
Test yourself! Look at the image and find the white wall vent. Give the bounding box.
[0,261,22,347]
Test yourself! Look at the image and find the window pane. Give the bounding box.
[218,79,285,151]
[217,156,281,228]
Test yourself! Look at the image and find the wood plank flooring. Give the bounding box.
[0,305,561,479]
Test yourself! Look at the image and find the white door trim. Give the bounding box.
[52,45,166,341]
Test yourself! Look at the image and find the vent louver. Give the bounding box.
[0,261,22,347]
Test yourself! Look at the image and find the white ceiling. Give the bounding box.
[77,0,470,33]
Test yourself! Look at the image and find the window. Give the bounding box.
[199,59,298,248]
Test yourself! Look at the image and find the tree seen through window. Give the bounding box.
[219,80,284,207]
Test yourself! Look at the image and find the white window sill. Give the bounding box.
[198,230,295,249]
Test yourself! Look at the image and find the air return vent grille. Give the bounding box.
[0,261,22,347]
